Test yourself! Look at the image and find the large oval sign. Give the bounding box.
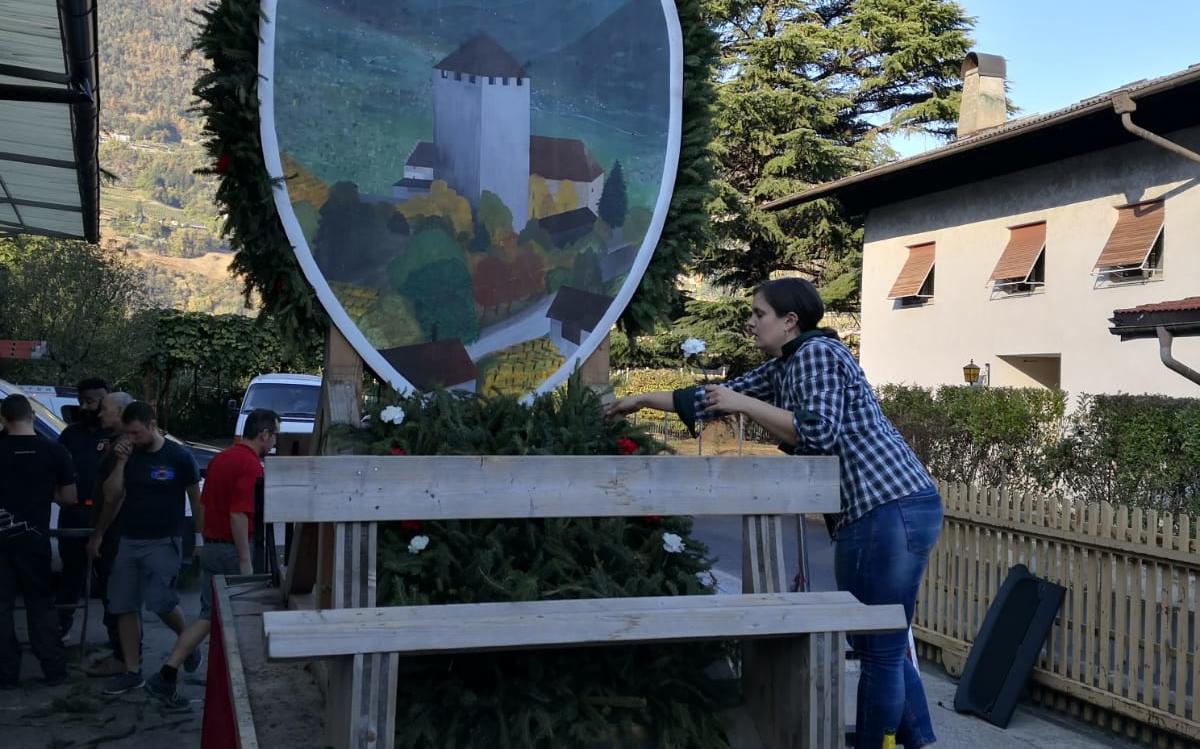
[260,0,682,396]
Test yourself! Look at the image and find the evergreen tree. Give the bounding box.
[598,160,628,228]
[696,0,973,311]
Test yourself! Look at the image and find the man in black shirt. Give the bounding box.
[55,377,111,638]
[93,401,202,695]
[0,394,77,686]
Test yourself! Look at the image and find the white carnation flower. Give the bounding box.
[407,535,429,555]
[696,571,716,588]
[680,337,707,357]
[662,532,685,554]
[380,405,405,426]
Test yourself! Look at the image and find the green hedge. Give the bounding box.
[876,385,1200,513]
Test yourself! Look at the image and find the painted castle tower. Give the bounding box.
[432,34,530,229]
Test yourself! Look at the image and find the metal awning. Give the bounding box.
[0,0,99,242]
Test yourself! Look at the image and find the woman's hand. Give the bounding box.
[603,395,641,419]
[701,385,753,416]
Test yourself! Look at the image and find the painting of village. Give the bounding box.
[267,0,675,395]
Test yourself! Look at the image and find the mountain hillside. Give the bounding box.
[98,0,244,313]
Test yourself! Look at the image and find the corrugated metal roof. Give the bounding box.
[0,0,99,242]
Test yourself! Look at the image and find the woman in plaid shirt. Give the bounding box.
[606,277,942,749]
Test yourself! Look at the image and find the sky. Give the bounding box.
[891,0,1200,158]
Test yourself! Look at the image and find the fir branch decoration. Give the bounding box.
[326,376,735,748]
[191,0,326,345]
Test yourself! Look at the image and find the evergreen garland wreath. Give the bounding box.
[327,377,735,747]
[190,0,717,345]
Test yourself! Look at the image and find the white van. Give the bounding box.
[19,384,81,423]
[233,373,322,453]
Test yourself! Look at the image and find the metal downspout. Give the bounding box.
[1157,327,1200,386]
[1111,91,1200,165]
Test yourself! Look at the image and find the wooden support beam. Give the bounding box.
[743,514,847,748]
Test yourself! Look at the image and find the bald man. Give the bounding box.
[84,391,134,676]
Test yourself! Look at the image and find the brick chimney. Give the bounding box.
[957,52,1007,138]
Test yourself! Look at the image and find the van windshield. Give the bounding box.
[242,383,320,418]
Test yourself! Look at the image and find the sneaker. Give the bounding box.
[85,656,127,678]
[144,673,188,709]
[183,647,202,674]
[102,671,144,695]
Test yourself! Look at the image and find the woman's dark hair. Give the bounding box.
[753,277,839,338]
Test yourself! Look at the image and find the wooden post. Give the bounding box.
[284,326,396,749]
[742,514,844,748]
[284,326,361,600]
[579,333,611,396]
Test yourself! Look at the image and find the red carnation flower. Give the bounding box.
[216,153,231,173]
[616,438,638,455]
[641,515,663,525]
[390,447,408,456]
[399,520,422,532]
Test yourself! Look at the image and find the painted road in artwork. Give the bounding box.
[260,0,682,395]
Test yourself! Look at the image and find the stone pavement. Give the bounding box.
[0,588,205,748]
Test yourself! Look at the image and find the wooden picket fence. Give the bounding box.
[914,481,1200,747]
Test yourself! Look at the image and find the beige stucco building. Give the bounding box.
[771,54,1200,397]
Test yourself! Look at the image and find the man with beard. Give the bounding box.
[55,377,111,639]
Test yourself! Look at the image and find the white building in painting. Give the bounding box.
[392,34,605,229]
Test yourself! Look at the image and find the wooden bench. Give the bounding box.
[261,455,906,749]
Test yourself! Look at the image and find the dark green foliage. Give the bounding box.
[192,0,327,344]
[0,236,148,386]
[1047,394,1200,512]
[876,385,1200,513]
[695,0,973,312]
[327,378,733,748]
[876,384,1066,491]
[598,160,628,229]
[137,309,322,435]
[612,296,763,377]
[313,182,405,283]
[399,260,480,344]
[620,0,719,335]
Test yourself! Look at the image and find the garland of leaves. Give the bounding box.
[190,0,717,346]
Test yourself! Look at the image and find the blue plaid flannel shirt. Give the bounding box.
[674,331,933,535]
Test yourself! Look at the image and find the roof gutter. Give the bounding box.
[1157,327,1200,387]
[1111,91,1200,166]
[59,0,100,243]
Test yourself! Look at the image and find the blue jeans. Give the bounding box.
[835,489,942,749]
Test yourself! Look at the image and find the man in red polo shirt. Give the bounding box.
[143,408,278,707]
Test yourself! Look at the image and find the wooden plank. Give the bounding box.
[1099,503,1115,694]
[264,601,907,659]
[271,591,857,626]
[213,575,261,749]
[264,455,841,523]
[1117,552,1131,701]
